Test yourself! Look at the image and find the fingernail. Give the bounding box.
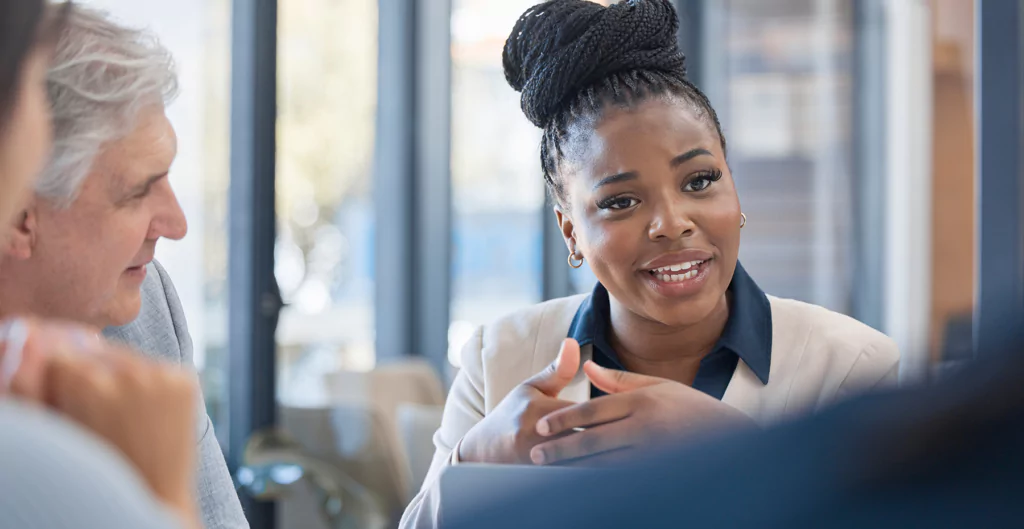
[537,419,550,436]
[0,319,29,391]
[531,447,546,465]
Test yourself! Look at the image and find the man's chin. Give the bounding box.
[100,291,144,329]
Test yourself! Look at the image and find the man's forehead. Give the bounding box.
[97,113,177,190]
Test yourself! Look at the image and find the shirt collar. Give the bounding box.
[566,261,773,385]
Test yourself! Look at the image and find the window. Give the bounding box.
[449,0,615,364]
[448,0,547,364]
[706,0,857,313]
[276,0,378,404]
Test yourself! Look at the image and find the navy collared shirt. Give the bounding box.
[567,262,773,400]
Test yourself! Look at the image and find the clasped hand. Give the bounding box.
[459,338,755,467]
[0,318,201,526]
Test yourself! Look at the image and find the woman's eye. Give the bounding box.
[599,197,639,210]
[684,177,713,192]
[684,169,723,192]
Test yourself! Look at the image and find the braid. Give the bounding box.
[503,0,726,203]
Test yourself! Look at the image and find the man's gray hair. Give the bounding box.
[38,5,178,205]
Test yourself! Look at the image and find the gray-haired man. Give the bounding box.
[0,6,247,528]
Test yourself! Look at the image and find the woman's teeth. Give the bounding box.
[655,269,697,282]
[649,260,705,283]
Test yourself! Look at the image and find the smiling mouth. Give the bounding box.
[645,259,711,283]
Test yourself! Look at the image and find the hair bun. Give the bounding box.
[503,0,686,129]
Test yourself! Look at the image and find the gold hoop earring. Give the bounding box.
[568,251,584,269]
[740,213,747,229]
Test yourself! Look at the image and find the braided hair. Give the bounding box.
[503,0,725,204]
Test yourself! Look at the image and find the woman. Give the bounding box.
[0,2,201,528]
[401,1,898,527]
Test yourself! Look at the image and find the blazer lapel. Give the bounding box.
[721,360,768,424]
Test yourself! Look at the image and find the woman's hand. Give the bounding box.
[529,361,756,466]
[1,318,201,528]
[1,318,97,399]
[458,339,582,464]
[44,346,200,523]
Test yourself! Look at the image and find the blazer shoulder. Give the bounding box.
[481,294,589,347]
[769,296,900,368]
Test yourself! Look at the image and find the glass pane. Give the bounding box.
[710,0,857,314]
[75,0,234,435]
[276,0,378,404]
[448,0,548,366]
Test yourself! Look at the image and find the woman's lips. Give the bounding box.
[641,258,713,297]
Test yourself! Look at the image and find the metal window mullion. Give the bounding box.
[851,0,887,330]
[375,0,452,374]
[675,0,705,89]
[974,0,1024,356]
[374,0,416,363]
[414,0,453,373]
[227,0,280,527]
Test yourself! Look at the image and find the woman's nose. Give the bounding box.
[648,200,696,241]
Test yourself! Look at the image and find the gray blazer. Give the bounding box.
[0,401,183,529]
[104,261,249,529]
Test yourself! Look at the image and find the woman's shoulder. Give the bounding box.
[480,294,588,348]
[458,294,588,371]
[767,295,899,365]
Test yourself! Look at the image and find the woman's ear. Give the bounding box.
[554,203,576,253]
[5,205,37,261]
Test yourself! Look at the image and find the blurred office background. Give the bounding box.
[71,0,1021,527]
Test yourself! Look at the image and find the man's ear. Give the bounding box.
[5,203,37,260]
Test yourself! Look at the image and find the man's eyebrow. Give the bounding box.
[127,173,167,195]
[114,172,167,205]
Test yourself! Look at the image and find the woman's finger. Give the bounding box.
[536,392,633,437]
[530,420,636,465]
[0,319,29,393]
[583,360,665,394]
[4,319,84,399]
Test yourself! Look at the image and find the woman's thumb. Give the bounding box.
[526,339,581,397]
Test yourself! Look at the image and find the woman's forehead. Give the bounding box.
[563,98,723,179]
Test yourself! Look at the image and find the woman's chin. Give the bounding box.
[634,290,724,329]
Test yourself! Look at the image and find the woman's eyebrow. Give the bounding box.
[592,171,638,191]
[670,148,714,168]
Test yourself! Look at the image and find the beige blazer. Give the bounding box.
[399,294,900,529]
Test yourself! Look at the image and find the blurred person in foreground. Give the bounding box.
[0,6,246,528]
[0,2,201,528]
[445,306,1024,529]
[402,1,898,526]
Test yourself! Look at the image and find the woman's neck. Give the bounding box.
[606,293,731,385]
